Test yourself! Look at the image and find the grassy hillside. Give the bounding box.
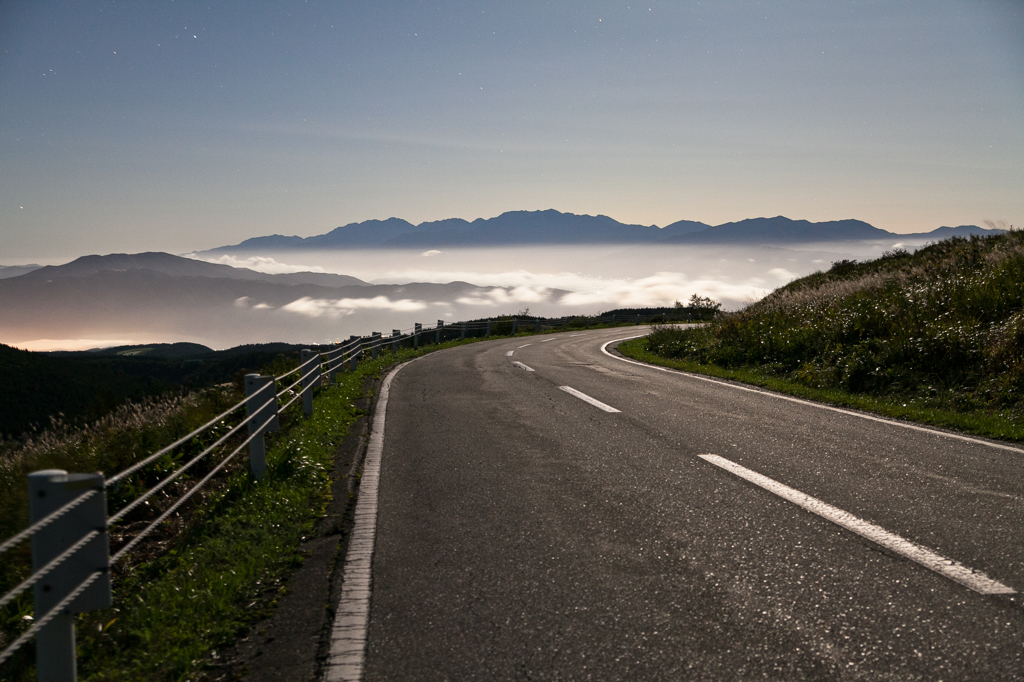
[629,232,1024,439]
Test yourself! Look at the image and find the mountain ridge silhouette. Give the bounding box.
[200,210,995,252]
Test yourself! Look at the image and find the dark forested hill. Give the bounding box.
[0,342,312,438]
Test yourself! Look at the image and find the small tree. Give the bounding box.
[688,294,721,320]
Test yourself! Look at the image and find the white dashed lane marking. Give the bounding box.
[698,454,1017,595]
[512,361,535,372]
[558,386,620,413]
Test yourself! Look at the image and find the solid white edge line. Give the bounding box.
[512,361,535,372]
[600,336,1024,456]
[698,454,1016,595]
[558,385,621,413]
[505,350,514,356]
[324,360,412,681]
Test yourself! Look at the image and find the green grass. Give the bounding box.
[73,363,371,680]
[617,338,1024,442]
[0,334,535,681]
[618,232,1024,444]
[0,390,246,674]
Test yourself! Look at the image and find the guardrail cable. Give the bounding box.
[0,489,98,557]
[0,530,100,611]
[0,569,104,666]
[321,338,360,359]
[277,359,324,411]
[105,381,274,488]
[276,360,324,400]
[110,412,278,566]
[273,352,321,381]
[107,393,278,526]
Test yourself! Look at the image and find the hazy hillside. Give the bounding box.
[21,252,368,287]
[0,264,41,279]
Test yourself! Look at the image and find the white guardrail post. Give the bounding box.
[372,332,381,359]
[461,322,466,339]
[301,350,320,416]
[486,320,492,337]
[392,329,400,353]
[28,470,111,682]
[414,323,421,349]
[244,375,280,479]
[348,336,359,372]
[436,320,444,344]
[328,348,340,384]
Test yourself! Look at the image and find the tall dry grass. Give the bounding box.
[644,232,1024,415]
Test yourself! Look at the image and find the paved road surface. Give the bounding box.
[357,328,1023,680]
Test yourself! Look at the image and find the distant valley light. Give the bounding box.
[15,338,139,352]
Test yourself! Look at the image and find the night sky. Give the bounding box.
[2,1,1021,261]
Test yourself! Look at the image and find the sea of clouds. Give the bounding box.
[191,243,858,322]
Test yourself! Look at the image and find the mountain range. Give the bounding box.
[199,211,999,253]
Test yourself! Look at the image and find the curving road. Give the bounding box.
[350,328,1023,680]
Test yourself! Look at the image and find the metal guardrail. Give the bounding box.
[0,311,661,680]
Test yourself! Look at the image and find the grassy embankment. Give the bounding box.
[0,337,487,681]
[619,231,1024,443]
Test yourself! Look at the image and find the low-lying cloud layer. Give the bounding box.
[281,296,428,318]
[3,244,867,350]
[455,285,555,307]
[188,244,854,315]
[192,254,329,274]
[556,272,773,309]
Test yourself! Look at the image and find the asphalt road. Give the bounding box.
[360,328,1023,681]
